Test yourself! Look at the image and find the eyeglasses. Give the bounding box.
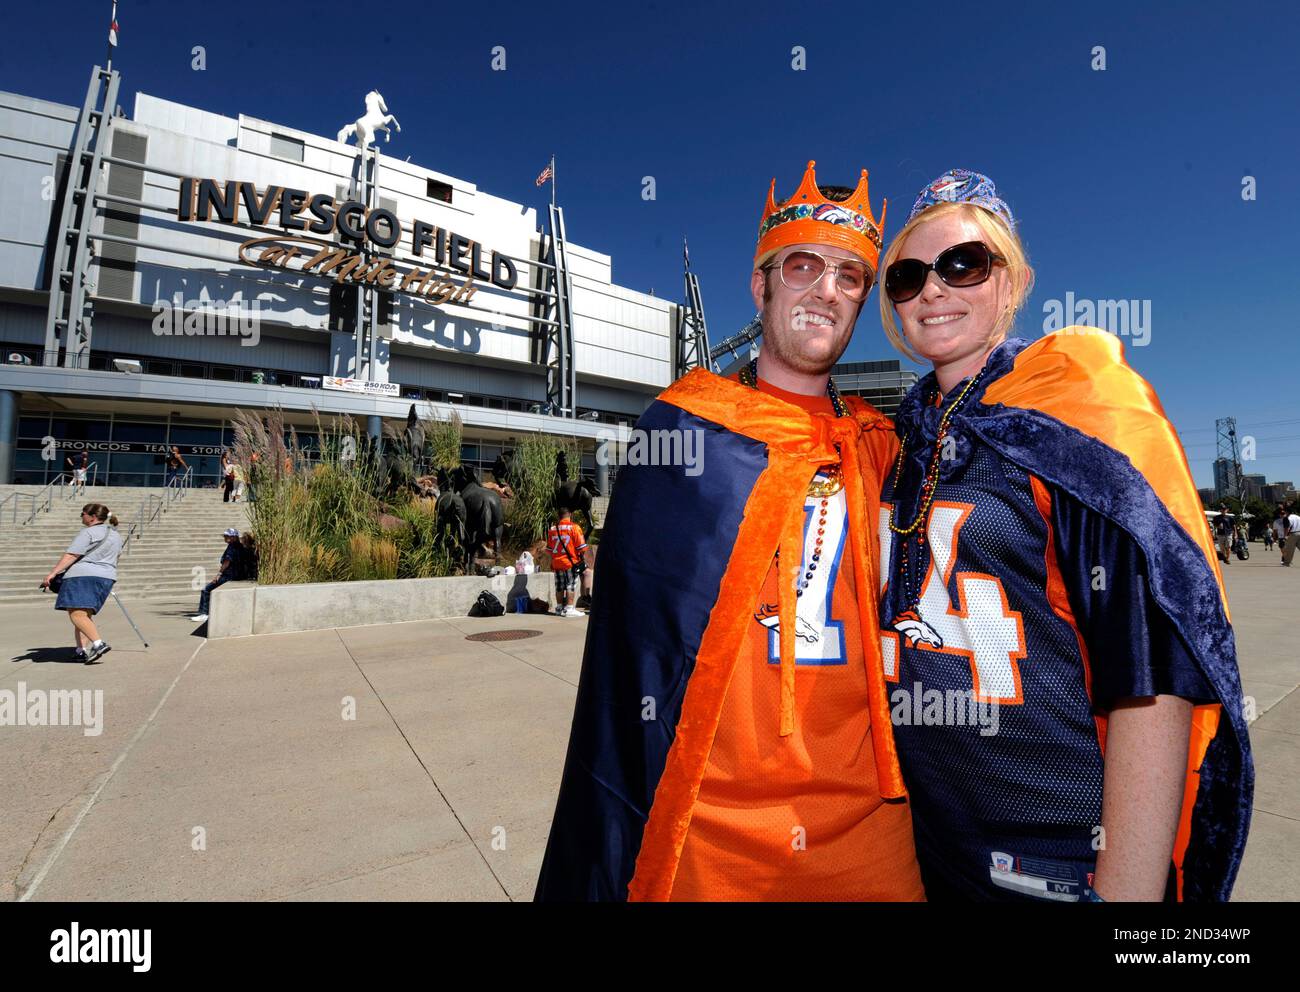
[884,240,1006,304]
[763,249,875,301]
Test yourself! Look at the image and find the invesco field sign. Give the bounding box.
[176,178,519,308]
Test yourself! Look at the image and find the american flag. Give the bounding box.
[535,160,553,187]
[109,1,119,46]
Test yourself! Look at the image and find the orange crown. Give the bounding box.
[754,160,886,271]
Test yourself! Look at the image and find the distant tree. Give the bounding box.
[1245,497,1273,537]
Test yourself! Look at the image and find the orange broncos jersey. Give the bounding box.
[669,378,924,901]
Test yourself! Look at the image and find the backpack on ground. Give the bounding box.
[468,590,505,617]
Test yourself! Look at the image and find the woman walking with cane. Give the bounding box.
[43,503,123,663]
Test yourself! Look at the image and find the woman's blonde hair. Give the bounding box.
[878,202,1034,363]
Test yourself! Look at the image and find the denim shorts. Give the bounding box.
[55,576,115,614]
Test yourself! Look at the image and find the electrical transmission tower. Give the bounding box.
[1215,417,1243,501]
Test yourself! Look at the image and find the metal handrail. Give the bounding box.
[0,462,101,528]
[167,464,193,502]
[121,468,192,553]
[20,473,68,525]
[0,491,31,526]
[121,492,165,555]
[60,460,99,498]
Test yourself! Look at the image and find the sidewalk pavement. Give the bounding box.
[1,546,1295,901]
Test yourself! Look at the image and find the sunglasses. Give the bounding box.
[884,241,1006,304]
[763,249,875,301]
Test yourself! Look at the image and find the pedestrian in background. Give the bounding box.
[239,532,259,581]
[165,445,188,487]
[190,528,246,623]
[65,450,89,494]
[43,503,122,663]
[221,450,235,502]
[546,508,587,618]
[1283,507,1300,568]
[1214,506,1235,564]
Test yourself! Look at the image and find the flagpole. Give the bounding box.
[106,0,116,73]
[551,153,556,210]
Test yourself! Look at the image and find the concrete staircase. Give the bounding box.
[0,486,250,605]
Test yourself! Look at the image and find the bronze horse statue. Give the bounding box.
[449,465,504,563]
[555,477,600,535]
[495,446,600,533]
[434,468,469,569]
[381,404,427,497]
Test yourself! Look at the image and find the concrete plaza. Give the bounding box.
[2,547,1296,901]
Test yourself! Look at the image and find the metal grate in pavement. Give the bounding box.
[465,629,544,642]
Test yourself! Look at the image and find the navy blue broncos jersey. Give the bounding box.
[878,439,1212,902]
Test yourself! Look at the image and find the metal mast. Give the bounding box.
[674,239,711,377]
[42,65,121,368]
[531,205,575,416]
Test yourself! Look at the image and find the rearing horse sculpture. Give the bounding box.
[337,90,401,150]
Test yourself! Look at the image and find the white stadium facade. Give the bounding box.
[0,64,915,491]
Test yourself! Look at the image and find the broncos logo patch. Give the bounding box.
[754,602,821,643]
[892,609,943,648]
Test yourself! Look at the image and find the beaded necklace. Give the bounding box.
[739,357,849,418]
[739,357,847,596]
[887,368,986,620]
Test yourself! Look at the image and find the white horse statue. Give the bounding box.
[337,91,401,150]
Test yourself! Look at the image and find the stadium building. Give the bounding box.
[0,65,914,491]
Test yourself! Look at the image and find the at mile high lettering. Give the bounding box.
[177,178,520,305]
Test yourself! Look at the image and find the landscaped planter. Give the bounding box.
[208,573,555,638]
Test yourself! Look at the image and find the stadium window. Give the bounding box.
[328,282,358,332]
[487,397,504,409]
[270,133,305,162]
[426,179,453,203]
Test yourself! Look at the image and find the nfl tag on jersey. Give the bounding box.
[988,851,1082,901]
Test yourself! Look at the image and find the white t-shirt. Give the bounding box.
[64,523,123,579]
[1287,514,1300,536]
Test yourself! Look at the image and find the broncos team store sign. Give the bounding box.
[175,178,520,307]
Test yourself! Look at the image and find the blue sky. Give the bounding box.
[5,0,1299,489]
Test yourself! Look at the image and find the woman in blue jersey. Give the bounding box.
[873,170,1251,902]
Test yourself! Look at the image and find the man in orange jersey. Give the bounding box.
[536,162,924,901]
[547,507,588,618]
